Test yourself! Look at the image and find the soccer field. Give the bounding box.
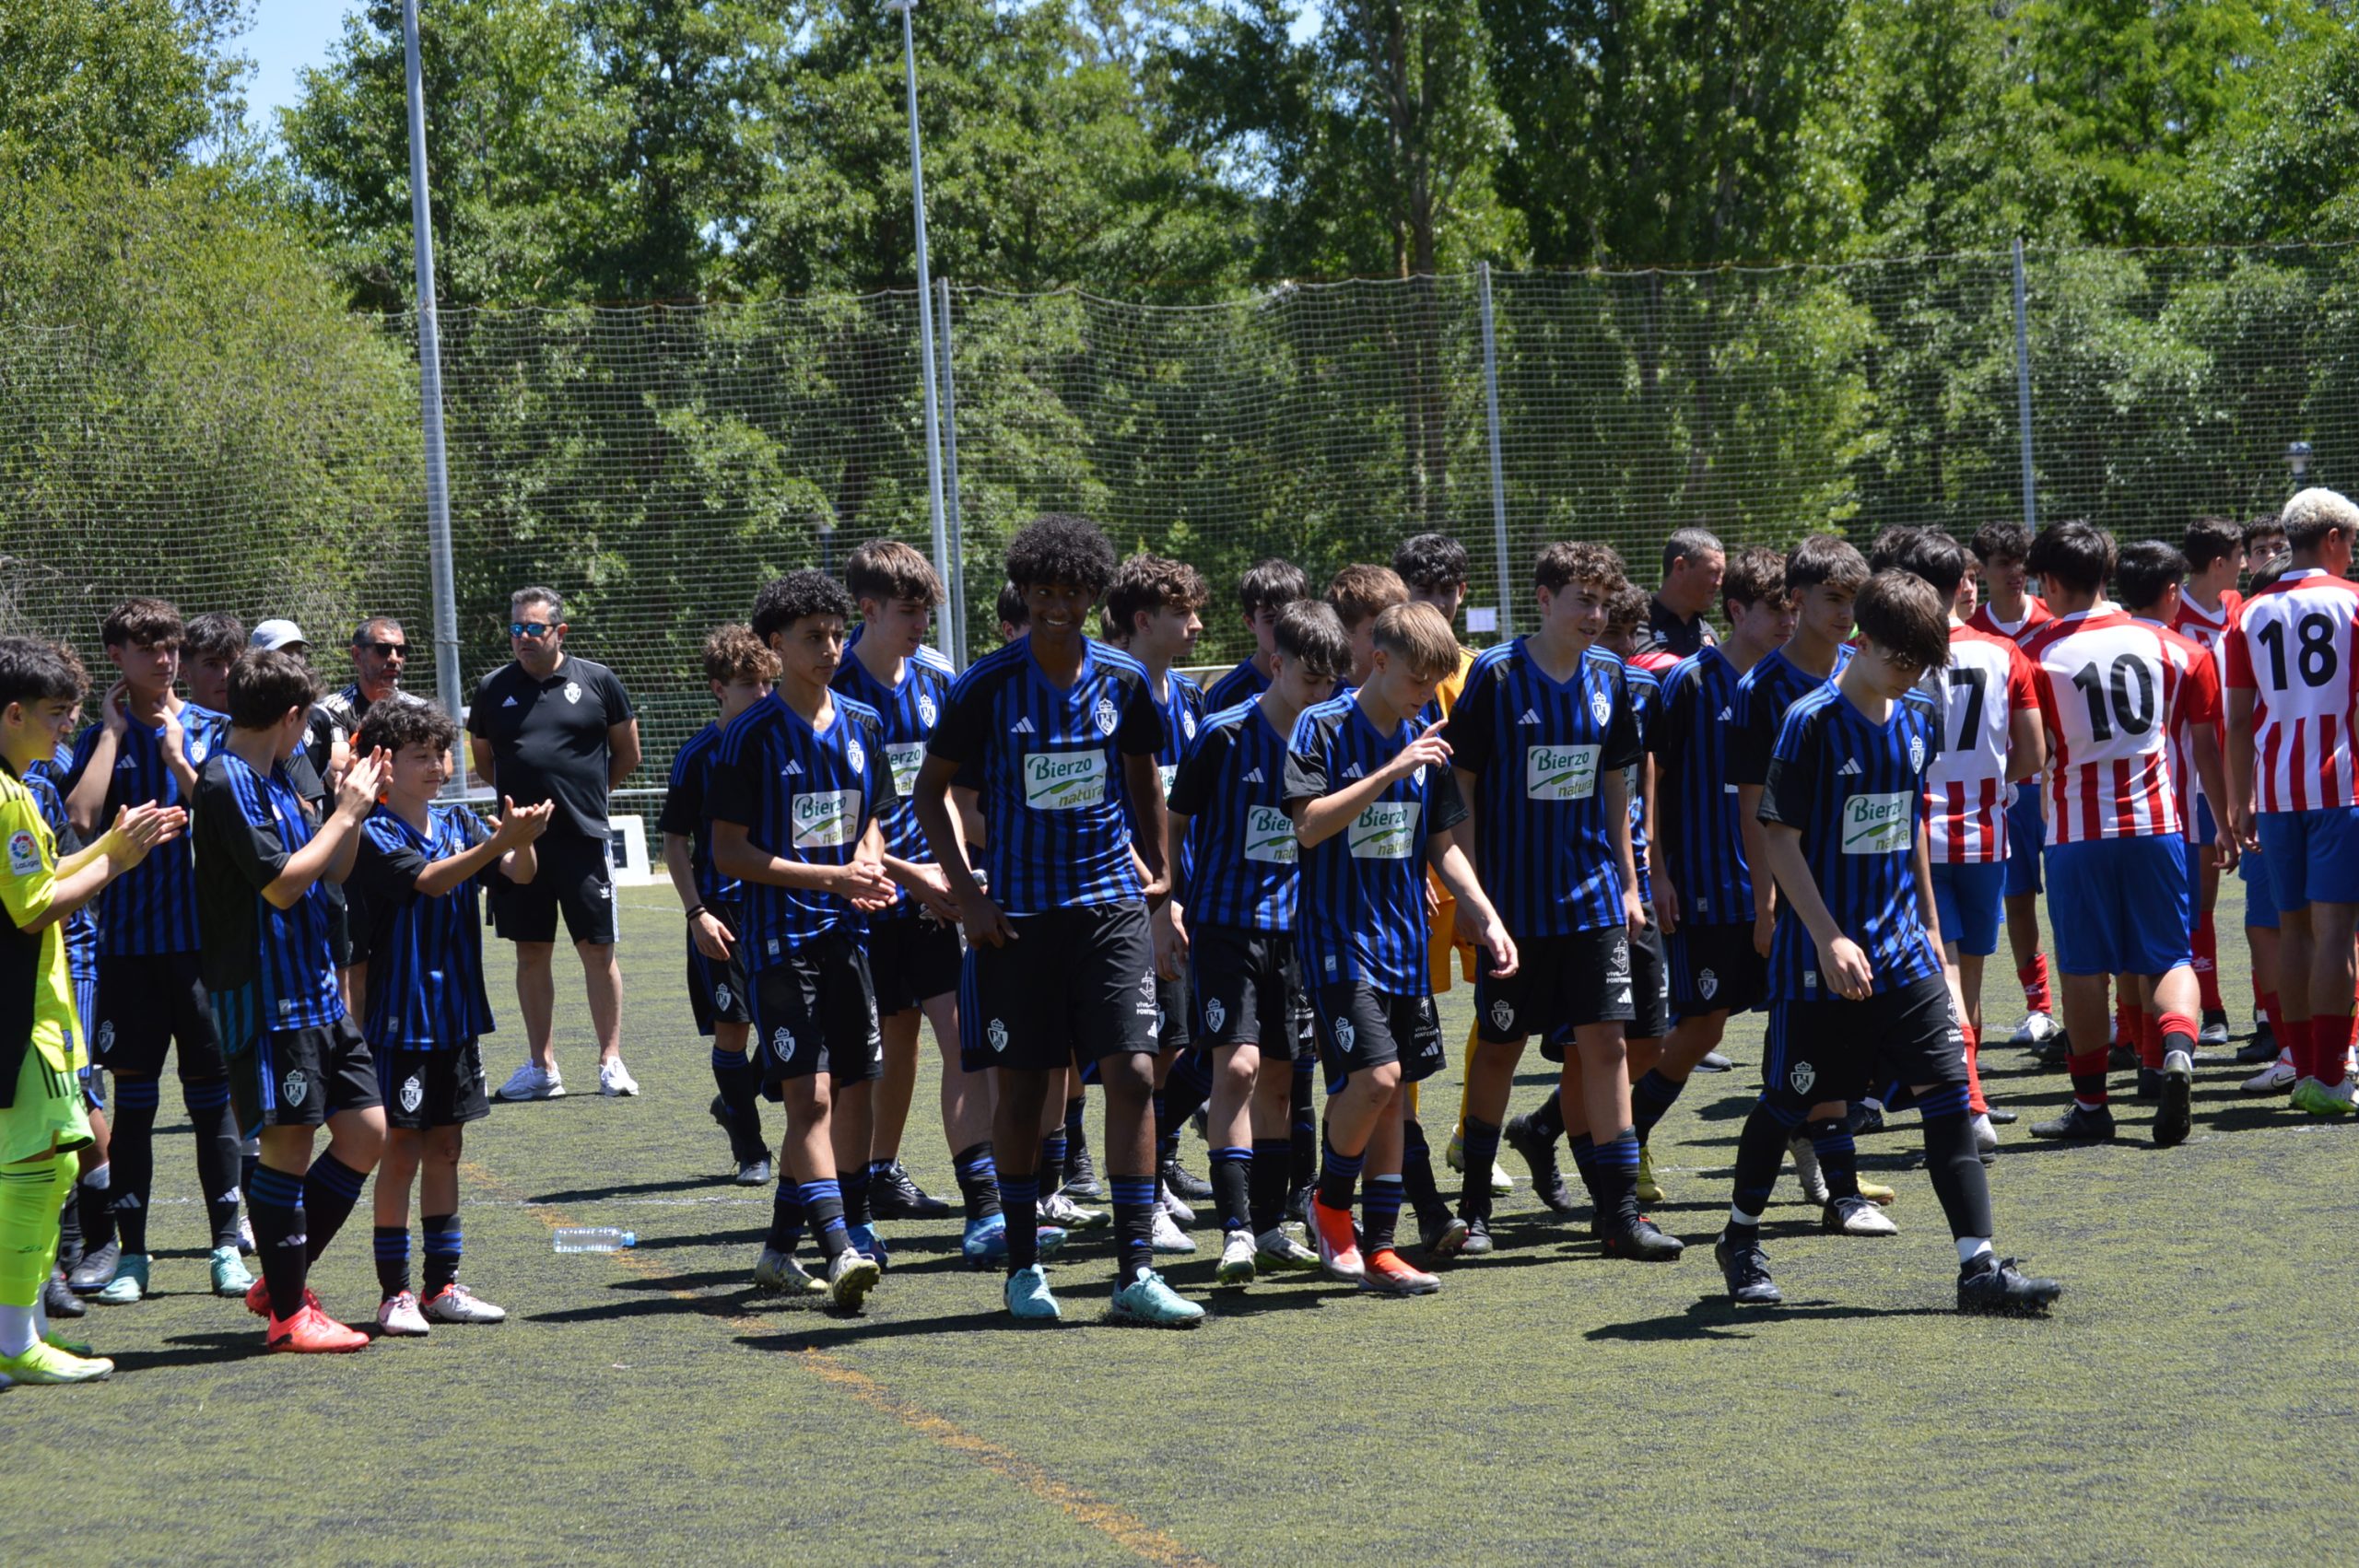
[16,884,2356,1565]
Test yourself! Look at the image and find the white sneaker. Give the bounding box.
[597,1058,640,1097]
[1156,1181,1196,1227]
[1215,1228,1256,1284]
[1150,1206,1197,1255]
[2010,1011,2060,1047]
[1970,1112,1998,1153]
[495,1062,563,1101]
[1254,1226,1320,1271]
[1786,1135,1830,1206]
[1823,1196,1899,1236]
[376,1290,430,1336]
[421,1282,508,1324]
[2243,1049,2296,1094]
[1489,1160,1515,1197]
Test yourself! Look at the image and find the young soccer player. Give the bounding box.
[198,649,391,1352]
[1204,559,1310,712]
[2224,488,2359,1117]
[1966,522,2062,1047]
[709,571,897,1310]
[1715,572,2061,1315]
[911,515,1200,1327]
[1165,599,1348,1282]
[1449,544,1677,1260]
[0,637,182,1383]
[2232,518,2294,1077]
[1289,602,1517,1295]
[59,598,249,1304]
[181,613,244,730]
[353,697,551,1334]
[2172,517,2247,1044]
[2022,523,2224,1146]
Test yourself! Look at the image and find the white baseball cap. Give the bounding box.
[250,618,310,652]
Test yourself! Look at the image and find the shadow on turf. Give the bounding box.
[1584,1295,1954,1342]
[105,1329,266,1371]
[522,1174,723,1206]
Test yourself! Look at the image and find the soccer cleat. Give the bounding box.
[92,1251,149,1305]
[2030,1035,2072,1067]
[1039,1189,1109,1229]
[1696,1050,1734,1073]
[1503,1113,1577,1213]
[1156,1181,1197,1228]
[66,1239,119,1295]
[734,1158,772,1187]
[1597,1213,1685,1260]
[1786,1138,1830,1206]
[597,1057,640,1097]
[0,1340,114,1383]
[245,1277,321,1318]
[1359,1247,1442,1295]
[1420,1213,1471,1260]
[2199,1011,2231,1047]
[376,1290,431,1337]
[1715,1232,1782,1306]
[2290,1077,2358,1117]
[1459,1216,1495,1257]
[1309,1196,1365,1281]
[1957,1253,2062,1316]
[265,1305,369,1353]
[209,1245,254,1297]
[960,1213,1007,1267]
[1149,1206,1197,1255]
[1971,1113,1999,1156]
[1985,1106,2019,1124]
[1191,1107,1210,1145]
[870,1161,951,1220]
[1110,1269,1205,1327]
[845,1222,890,1271]
[1857,1176,1896,1205]
[41,1328,94,1357]
[1847,1100,1888,1136]
[1823,1196,1898,1236]
[43,1273,86,1320]
[2011,1011,2060,1047]
[238,1214,255,1254]
[1063,1144,1105,1202]
[1254,1227,1320,1271]
[1285,1180,1312,1225]
[421,1282,508,1324]
[2132,1067,2164,1102]
[494,1061,563,1101]
[2241,1052,2296,1094]
[2032,1103,2117,1141]
[1442,1129,1517,1197]
[2153,1049,2194,1148]
[1004,1264,1061,1321]
[826,1247,882,1311]
[1159,1157,1214,1205]
[752,1247,826,1297]
[1216,1228,1258,1285]
[2237,1022,2279,1064]
[1636,1145,1666,1205]
[2107,1045,2138,1072]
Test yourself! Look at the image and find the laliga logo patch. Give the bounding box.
[1095,696,1119,736]
[987,1018,1009,1054]
[1697,968,1719,1000]
[770,1026,796,1061]
[1489,1000,1515,1032]
[1332,1017,1356,1053]
[1203,997,1226,1034]
[281,1068,310,1106]
[564,680,582,705]
[847,738,865,775]
[400,1075,424,1115]
[1789,1060,1816,1096]
[918,695,937,726]
[7,828,41,877]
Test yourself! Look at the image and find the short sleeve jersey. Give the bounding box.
[1923,624,2038,862]
[1757,685,1944,1000]
[1651,646,1753,922]
[656,721,739,907]
[65,704,220,956]
[1285,694,1470,995]
[193,751,344,1031]
[832,645,957,883]
[706,692,897,966]
[466,656,634,838]
[1167,697,1298,932]
[2171,591,2244,655]
[1203,658,1271,714]
[1732,644,1854,789]
[924,638,1163,915]
[2139,618,2224,826]
[1448,640,1642,939]
[2223,568,2359,813]
[1967,597,2056,649]
[0,766,82,1094]
[354,803,498,1050]
[2026,608,2201,842]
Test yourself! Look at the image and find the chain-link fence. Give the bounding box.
[6,244,2356,789]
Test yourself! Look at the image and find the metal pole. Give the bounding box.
[2013,236,2036,532]
[890,1,952,629]
[934,276,967,667]
[1478,262,1515,637]
[404,0,466,793]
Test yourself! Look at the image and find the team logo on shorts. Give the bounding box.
[987,1018,1009,1054]
[95,1021,115,1053]
[1697,969,1718,1000]
[1095,697,1119,735]
[564,680,582,705]
[1590,692,1612,727]
[847,738,866,776]
[1789,1060,1816,1096]
[918,695,937,726]
[1203,997,1226,1034]
[400,1075,424,1115]
[1332,1017,1356,1053]
[714,984,732,1012]
[771,1026,796,1061]
[1489,1000,1515,1032]
[281,1068,309,1106]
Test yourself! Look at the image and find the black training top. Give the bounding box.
[466,655,634,839]
[1642,595,1718,661]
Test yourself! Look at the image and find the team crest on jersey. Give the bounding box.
[771,1026,796,1061]
[918,695,937,727]
[1590,691,1612,726]
[564,680,582,705]
[187,737,207,763]
[1203,997,1227,1034]
[6,829,39,877]
[281,1069,309,1106]
[1789,1060,1816,1096]
[1095,696,1119,735]
[846,737,866,776]
[987,1018,1009,1054]
[713,984,732,1012]
[1697,969,1718,1000]
[1182,709,1198,740]
[1908,734,1926,771]
[1489,1000,1514,1032]
[1332,1017,1356,1053]
[399,1075,424,1115]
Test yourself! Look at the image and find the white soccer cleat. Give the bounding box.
[1971,1112,1999,1153]
[1215,1229,1257,1285]
[1786,1135,1830,1206]
[1039,1189,1109,1230]
[2010,1011,2061,1047]
[597,1058,640,1097]
[495,1062,563,1101]
[421,1282,508,1324]
[375,1290,430,1337]
[1156,1181,1196,1228]
[1150,1206,1197,1255]
[2242,1050,2296,1094]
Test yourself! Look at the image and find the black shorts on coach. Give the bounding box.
[687,901,753,1036]
[868,913,962,1015]
[969,902,1157,1073]
[231,1014,380,1138]
[92,951,227,1081]
[1760,974,1964,1114]
[1666,920,1768,1021]
[1312,980,1444,1094]
[750,930,884,1088]
[1189,923,1301,1052]
[1475,927,1636,1059]
[377,1039,492,1131]
[490,828,618,946]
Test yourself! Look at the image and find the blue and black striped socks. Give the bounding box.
[953,1141,1002,1223]
[1807,1117,1860,1202]
[1111,1176,1156,1283]
[1249,1137,1291,1235]
[182,1077,244,1249]
[1210,1146,1252,1234]
[422,1213,463,1297]
[1317,1138,1364,1213]
[766,1180,806,1254]
[1459,1116,1502,1219]
[373,1225,410,1298]
[799,1179,850,1256]
[1632,1069,1684,1142]
[709,1047,765,1163]
[109,1075,160,1256]
[248,1164,309,1321]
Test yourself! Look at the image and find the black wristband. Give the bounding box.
[685,904,707,920]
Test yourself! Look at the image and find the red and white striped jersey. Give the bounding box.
[1921,624,2037,862]
[1968,596,2055,649]
[2223,568,2359,813]
[2027,609,2198,843]
[2172,589,2243,654]
[2134,617,2224,824]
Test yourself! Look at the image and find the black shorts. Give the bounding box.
[1666,921,1768,1021]
[1188,923,1301,1052]
[91,952,226,1081]
[1155,972,1191,1054]
[326,887,353,969]
[490,830,617,946]
[1475,927,1636,1056]
[687,902,753,1036]
[344,883,372,969]
[957,943,992,1074]
[1761,975,1964,1113]
[377,1039,492,1131]
[231,1014,379,1138]
[1628,909,1671,1043]
[750,930,883,1087]
[1313,981,1444,1094]
[970,902,1157,1073]
[868,914,961,1014]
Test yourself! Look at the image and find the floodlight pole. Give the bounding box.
[1478,262,1513,637]
[404,0,465,792]
[888,0,953,664]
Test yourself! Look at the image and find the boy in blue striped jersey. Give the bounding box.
[912,515,1202,1328]
[352,697,551,1335]
[196,649,392,1352]
[1717,571,2061,1315]
[1449,544,1680,1261]
[1288,602,1517,1296]
[1203,559,1309,712]
[1166,599,1347,1283]
[710,572,897,1313]
[660,626,779,1187]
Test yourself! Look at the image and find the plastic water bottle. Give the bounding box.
[552,1227,637,1253]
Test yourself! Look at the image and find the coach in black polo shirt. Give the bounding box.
[1641,525,1726,661]
[467,587,642,1102]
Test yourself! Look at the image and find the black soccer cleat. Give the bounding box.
[1846,1100,1887,1136]
[1715,1232,1781,1305]
[2132,1067,2164,1102]
[1158,1156,1214,1204]
[2030,1035,2072,1067]
[44,1272,87,1319]
[1503,1114,1577,1214]
[1598,1213,1685,1261]
[2031,1103,2116,1142]
[2152,1052,2194,1149]
[1459,1215,1494,1257]
[870,1160,952,1221]
[2107,1044,2139,1072]
[2237,1020,2279,1065]
[1063,1144,1106,1203]
[1285,1179,1312,1225]
[1957,1253,2062,1316]
[66,1239,119,1296]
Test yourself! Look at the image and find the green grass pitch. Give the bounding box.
[13,882,2356,1564]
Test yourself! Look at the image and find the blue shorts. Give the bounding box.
[2240,844,2280,930]
[2190,794,2217,849]
[2257,807,2359,913]
[2002,789,2046,896]
[1931,860,2005,958]
[2046,837,2191,977]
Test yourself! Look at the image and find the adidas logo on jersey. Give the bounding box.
[1519,708,1541,725]
[502,695,520,708]
[782,759,803,776]
[1718,707,1731,720]
[1010,718,1036,734]
[1341,763,1366,779]
[1242,766,1265,783]
[1837,758,1863,776]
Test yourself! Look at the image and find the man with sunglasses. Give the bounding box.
[466,588,642,1100]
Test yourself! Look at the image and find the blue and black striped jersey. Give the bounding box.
[707,692,897,966]
[1732,644,1853,789]
[1203,658,1270,715]
[1447,640,1642,939]
[65,705,223,956]
[1167,697,1299,931]
[1651,648,1755,922]
[925,638,1164,915]
[1625,659,1661,906]
[655,721,739,907]
[1757,684,1944,1001]
[20,766,96,989]
[832,644,956,877]
[353,803,498,1050]
[1285,695,1470,995]
[193,751,344,1031]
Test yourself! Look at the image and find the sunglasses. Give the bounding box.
[357,641,407,657]
[508,623,559,639]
